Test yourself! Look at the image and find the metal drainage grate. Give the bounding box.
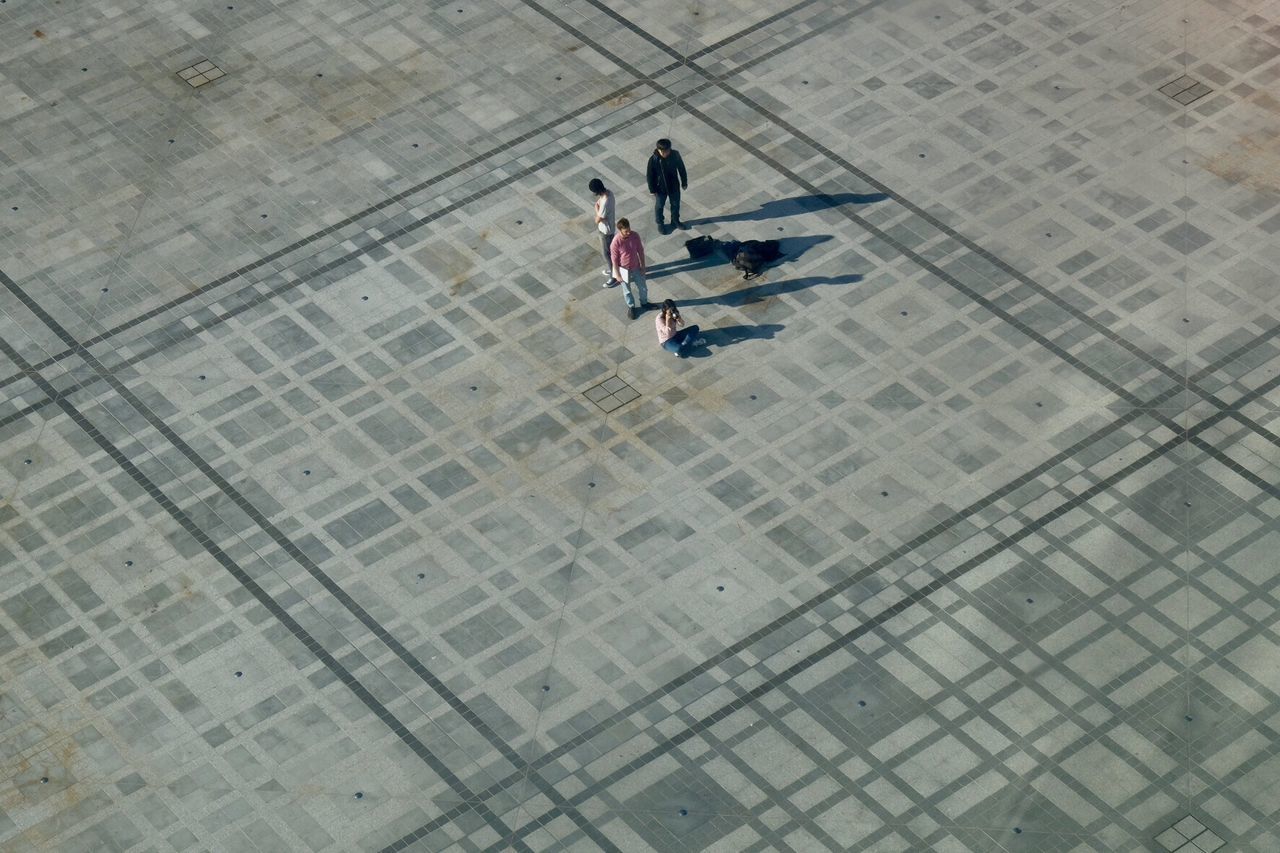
[1159,75,1212,105]
[177,60,226,88]
[584,376,639,413]
[1155,815,1224,852]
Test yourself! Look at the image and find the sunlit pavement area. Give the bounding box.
[2,0,1279,850]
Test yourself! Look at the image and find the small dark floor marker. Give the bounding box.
[880,491,888,497]
[260,213,267,218]
[918,153,925,158]
[10,207,17,211]
[678,809,688,816]
[1035,402,1043,407]
[716,586,724,592]
[168,139,174,144]
[101,287,108,292]
[541,685,550,692]
[198,374,206,380]
[303,469,311,475]
[412,143,419,148]
[417,573,425,580]
[749,394,757,400]
[24,458,31,464]
[361,296,369,301]
[857,700,866,707]
[354,791,364,799]
[587,482,595,487]
[125,560,133,566]
[900,310,907,316]
[516,220,523,225]
[1185,715,1193,721]
[1026,598,1034,603]
[234,671,243,678]
[316,73,323,77]
[1014,828,1022,834]
[41,777,48,784]
[469,386,477,391]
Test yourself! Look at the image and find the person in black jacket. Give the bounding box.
[646,138,688,234]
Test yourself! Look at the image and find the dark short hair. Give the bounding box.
[616,217,630,230]
[588,178,605,194]
[655,138,671,151]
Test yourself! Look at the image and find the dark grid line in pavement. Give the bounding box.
[575,0,1280,445]
[0,268,614,850]
[485,378,1280,848]
[0,304,530,852]
[0,7,900,847]
[0,0,839,398]
[0,0,889,436]
[377,323,1279,849]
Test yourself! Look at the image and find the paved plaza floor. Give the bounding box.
[2,0,1279,850]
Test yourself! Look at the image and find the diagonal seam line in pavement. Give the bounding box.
[0,0,835,397]
[0,269,617,852]
[484,377,1280,848]
[568,0,1280,451]
[0,315,531,852]
[0,0,888,434]
[376,323,1278,850]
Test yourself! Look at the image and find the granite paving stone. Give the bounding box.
[2,0,1279,851]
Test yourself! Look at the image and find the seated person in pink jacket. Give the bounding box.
[656,300,704,357]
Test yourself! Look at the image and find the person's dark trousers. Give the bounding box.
[654,191,681,229]
[662,324,700,355]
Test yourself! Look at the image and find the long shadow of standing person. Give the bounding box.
[647,138,687,235]
[677,273,862,308]
[648,234,833,280]
[684,192,889,228]
[683,323,786,358]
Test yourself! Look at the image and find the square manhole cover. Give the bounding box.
[584,376,639,413]
[178,60,226,88]
[1155,814,1224,852]
[1158,75,1212,105]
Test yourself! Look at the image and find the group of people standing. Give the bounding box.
[589,138,703,357]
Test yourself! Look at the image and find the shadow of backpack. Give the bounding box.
[729,239,782,279]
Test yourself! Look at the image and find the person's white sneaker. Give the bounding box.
[602,278,618,288]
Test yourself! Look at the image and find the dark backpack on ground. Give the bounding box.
[685,235,718,259]
[731,239,782,279]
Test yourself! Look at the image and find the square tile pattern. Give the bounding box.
[583,375,641,413]
[1,0,1279,851]
[1156,815,1226,852]
[176,60,226,88]
[1158,74,1213,105]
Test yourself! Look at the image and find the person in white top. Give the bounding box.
[589,178,617,286]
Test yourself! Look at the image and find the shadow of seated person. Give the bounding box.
[681,323,785,358]
[683,192,890,228]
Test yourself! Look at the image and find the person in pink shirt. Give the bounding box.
[655,300,703,357]
[609,218,650,320]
